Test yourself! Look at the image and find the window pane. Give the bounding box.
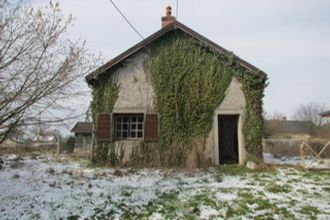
[114,114,144,140]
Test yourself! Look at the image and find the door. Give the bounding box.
[218,115,239,164]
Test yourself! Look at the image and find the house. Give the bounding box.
[264,119,313,139]
[71,122,92,152]
[31,134,57,148]
[320,111,330,118]
[86,6,268,167]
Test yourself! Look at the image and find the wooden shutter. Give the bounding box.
[96,113,112,142]
[144,113,159,142]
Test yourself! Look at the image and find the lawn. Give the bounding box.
[0,154,329,219]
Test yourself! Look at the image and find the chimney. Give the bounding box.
[161,6,176,28]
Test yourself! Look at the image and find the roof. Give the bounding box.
[71,122,93,134]
[266,120,312,135]
[320,111,330,118]
[86,20,266,85]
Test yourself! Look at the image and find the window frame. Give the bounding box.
[113,113,144,140]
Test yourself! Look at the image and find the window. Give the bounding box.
[114,114,144,140]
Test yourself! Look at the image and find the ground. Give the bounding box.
[0,154,329,220]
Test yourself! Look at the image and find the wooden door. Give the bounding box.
[218,115,239,164]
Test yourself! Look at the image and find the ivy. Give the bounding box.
[91,31,268,166]
[148,32,267,165]
[91,72,119,163]
[236,71,268,160]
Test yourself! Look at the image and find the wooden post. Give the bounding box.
[56,135,61,155]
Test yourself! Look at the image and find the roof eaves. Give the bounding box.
[85,23,176,84]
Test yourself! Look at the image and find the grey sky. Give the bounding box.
[31,0,330,120]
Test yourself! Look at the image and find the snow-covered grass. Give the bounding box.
[0,154,329,220]
[264,152,330,169]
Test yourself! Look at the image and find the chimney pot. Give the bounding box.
[161,5,176,28]
[166,6,172,16]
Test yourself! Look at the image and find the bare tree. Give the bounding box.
[0,2,100,143]
[293,103,327,136]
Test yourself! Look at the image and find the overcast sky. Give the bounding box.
[30,0,330,121]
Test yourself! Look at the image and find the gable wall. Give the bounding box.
[111,52,156,161]
[112,52,155,113]
[205,77,247,165]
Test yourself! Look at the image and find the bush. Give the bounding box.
[65,136,75,153]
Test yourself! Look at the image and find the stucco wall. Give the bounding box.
[112,52,155,113]
[110,52,155,161]
[205,77,247,165]
[109,55,247,165]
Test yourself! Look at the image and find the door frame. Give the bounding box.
[213,110,246,165]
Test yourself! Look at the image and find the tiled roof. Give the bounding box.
[320,111,330,117]
[71,122,92,134]
[266,120,313,135]
[86,20,266,85]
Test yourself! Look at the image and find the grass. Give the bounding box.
[2,154,330,220]
[266,183,292,193]
[301,205,320,219]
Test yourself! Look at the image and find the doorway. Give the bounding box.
[218,114,239,164]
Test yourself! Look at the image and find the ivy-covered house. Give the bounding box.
[86,7,267,167]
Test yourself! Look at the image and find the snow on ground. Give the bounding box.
[0,154,329,219]
[264,152,330,169]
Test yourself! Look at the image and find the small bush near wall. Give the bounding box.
[65,137,75,153]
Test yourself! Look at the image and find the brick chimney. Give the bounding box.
[161,6,176,28]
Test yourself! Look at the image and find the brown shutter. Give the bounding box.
[144,113,159,142]
[96,113,112,142]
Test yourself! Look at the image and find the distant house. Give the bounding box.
[31,134,57,148]
[85,6,268,166]
[320,111,330,118]
[71,122,92,152]
[265,119,313,139]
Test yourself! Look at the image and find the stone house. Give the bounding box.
[86,7,267,166]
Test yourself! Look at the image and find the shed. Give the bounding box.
[71,122,92,151]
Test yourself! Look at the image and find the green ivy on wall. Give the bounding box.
[148,31,267,165]
[90,72,119,163]
[90,31,268,166]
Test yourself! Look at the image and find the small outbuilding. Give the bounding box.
[71,122,92,152]
[86,7,268,167]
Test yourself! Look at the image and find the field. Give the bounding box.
[0,154,329,220]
